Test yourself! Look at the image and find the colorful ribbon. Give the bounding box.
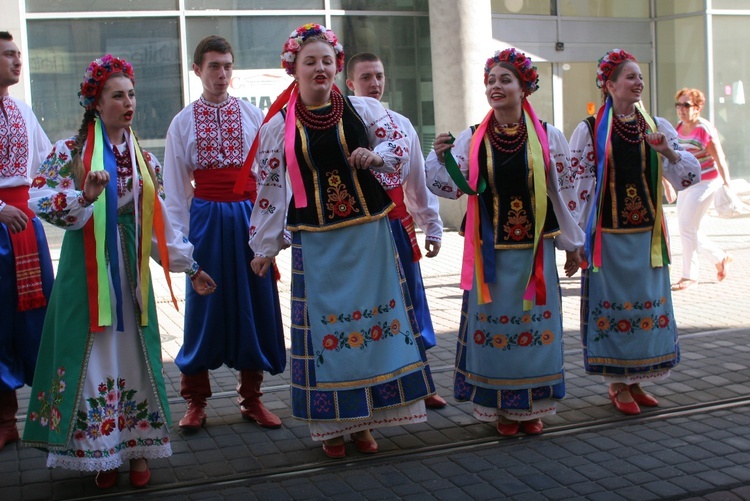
[233,82,296,197]
[82,118,178,332]
[451,102,550,309]
[521,99,551,310]
[585,98,669,271]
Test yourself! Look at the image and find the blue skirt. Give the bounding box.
[0,218,54,391]
[389,218,436,349]
[581,231,679,377]
[175,198,286,375]
[289,218,434,421]
[454,239,565,411]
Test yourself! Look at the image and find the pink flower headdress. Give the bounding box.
[484,48,539,96]
[596,48,637,89]
[78,54,135,110]
[281,23,345,75]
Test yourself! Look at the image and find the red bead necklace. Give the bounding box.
[613,111,648,144]
[295,91,344,130]
[487,114,527,154]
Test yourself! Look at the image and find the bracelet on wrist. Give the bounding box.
[186,262,201,280]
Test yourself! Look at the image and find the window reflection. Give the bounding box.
[27,18,181,161]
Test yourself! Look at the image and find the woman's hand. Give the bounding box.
[645,132,679,162]
[190,270,217,296]
[82,170,110,203]
[349,148,383,170]
[563,249,582,277]
[432,133,454,164]
[251,256,273,277]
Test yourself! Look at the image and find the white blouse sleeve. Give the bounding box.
[567,120,598,230]
[146,155,198,273]
[248,114,289,259]
[656,117,702,190]
[162,109,196,238]
[424,127,473,200]
[350,96,409,174]
[398,118,443,241]
[28,139,94,231]
[546,126,585,251]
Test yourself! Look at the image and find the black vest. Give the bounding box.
[470,122,560,249]
[586,115,657,232]
[286,96,392,231]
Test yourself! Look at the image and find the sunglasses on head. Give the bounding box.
[674,102,695,109]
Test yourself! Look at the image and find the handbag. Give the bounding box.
[714,185,750,218]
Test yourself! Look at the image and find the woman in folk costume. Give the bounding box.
[248,24,435,459]
[567,49,700,416]
[427,49,584,436]
[22,55,216,488]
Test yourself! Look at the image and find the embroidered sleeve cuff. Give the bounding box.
[77,191,96,207]
[186,261,200,278]
[426,236,442,243]
[0,201,5,212]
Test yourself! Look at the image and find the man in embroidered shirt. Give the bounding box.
[0,31,54,450]
[346,52,447,409]
[162,35,286,431]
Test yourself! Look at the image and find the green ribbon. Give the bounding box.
[443,133,486,195]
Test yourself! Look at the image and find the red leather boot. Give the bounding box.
[178,371,211,430]
[238,370,281,428]
[0,390,19,450]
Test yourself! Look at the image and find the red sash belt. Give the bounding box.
[385,186,422,262]
[194,167,256,203]
[0,186,46,311]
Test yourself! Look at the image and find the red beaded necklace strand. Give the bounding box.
[487,114,527,154]
[295,91,344,130]
[613,110,648,144]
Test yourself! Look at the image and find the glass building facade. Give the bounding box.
[9,0,750,180]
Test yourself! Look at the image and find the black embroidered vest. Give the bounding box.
[586,116,657,232]
[286,96,392,231]
[472,122,560,249]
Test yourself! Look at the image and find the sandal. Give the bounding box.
[716,255,732,282]
[671,279,697,291]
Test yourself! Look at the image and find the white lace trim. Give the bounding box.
[602,369,670,385]
[473,401,557,422]
[46,444,172,472]
[309,401,427,441]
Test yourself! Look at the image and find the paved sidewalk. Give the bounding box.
[2,206,749,500]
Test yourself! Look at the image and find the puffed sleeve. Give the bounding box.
[567,120,598,229]
[656,117,701,190]
[145,154,198,274]
[398,117,443,241]
[162,109,196,238]
[26,111,52,179]
[424,127,473,200]
[546,126,585,251]
[248,114,289,258]
[349,96,409,174]
[28,138,95,230]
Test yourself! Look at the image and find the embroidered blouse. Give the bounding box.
[29,132,198,274]
[162,96,264,237]
[424,122,584,252]
[249,96,409,259]
[567,115,701,230]
[371,110,443,242]
[0,96,52,210]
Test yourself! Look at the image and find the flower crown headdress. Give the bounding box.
[484,48,539,96]
[79,54,135,110]
[281,23,345,76]
[596,49,637,89]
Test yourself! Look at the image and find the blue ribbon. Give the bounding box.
[99,119,124,331]
[584,96,612,264]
